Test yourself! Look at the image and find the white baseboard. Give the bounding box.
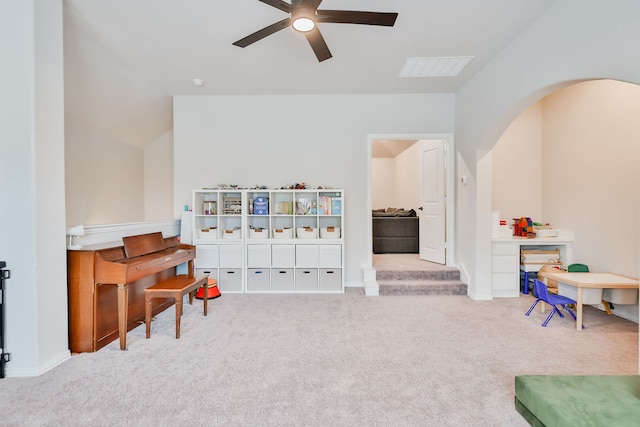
[5,350,70,378]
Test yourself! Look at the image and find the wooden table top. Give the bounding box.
[538,271,639,289]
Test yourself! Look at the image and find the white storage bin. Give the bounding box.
[534,228,559,238]
[296,227,318,239]
[603,288,639,305]
[247,269,270,291]
[558,283,603,305]
[271,269,294,291]
[249,228,268,239]
[272,227,293,239]
[198,228,217,239]
[222,227,241,239]
[295,269,318,291]
[320,226,341,239]
[319,269,342,292]
[196,268,218,282]
[218,269,242,292]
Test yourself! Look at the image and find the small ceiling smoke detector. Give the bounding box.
[192,78,204,87]
[398,56,474,78]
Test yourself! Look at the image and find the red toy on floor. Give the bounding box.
[195,278,221,300]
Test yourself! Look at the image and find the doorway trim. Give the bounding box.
[365,133,456,294]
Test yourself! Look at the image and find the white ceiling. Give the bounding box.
[63,0,558,148]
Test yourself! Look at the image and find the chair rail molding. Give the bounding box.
[71,220,181,247]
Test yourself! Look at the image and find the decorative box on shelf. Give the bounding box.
[249,228,268,239]
[297,227,318,239]
[253,197,268,215]
[320,226,340,239]
[272,227,293,239]
[198,228,217,239]
[223,228,241,239]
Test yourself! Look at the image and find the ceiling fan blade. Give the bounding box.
[316,10,398,26]
[258,0,292,13]
[301,0,322,9]
[305,27,332,62]
[233,18,292,48]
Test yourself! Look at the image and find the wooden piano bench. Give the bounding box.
[144,274,209,340]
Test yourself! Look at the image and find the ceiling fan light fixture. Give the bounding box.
[292,9,316,32]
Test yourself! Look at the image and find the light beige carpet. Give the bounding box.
[0,289,637,426]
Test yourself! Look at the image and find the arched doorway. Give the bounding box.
[487,79,640,322]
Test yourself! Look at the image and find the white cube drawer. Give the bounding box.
[219,244,243,267]
[295,245,319,267]
[271,269,294,291]
[319,245,341,267]
[272,244,295,267]
[492,273,519,291]
[218,268,242,292]
[247,269,270,291]
[492,255,520,273]
[195,245,219,268]
[492,242,518,256]
[492,273,520,297]
[195,268,218,282]
[295,269,318,291]
[319,268,342,291]
[247,244,271,267]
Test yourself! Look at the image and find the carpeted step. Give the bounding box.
[376,269,460,282]
[378,279,468,296]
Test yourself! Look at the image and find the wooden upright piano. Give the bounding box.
[67,232,196,352]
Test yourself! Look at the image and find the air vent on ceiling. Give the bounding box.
[398,56,474,78]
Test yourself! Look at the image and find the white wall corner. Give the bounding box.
[363,266,379,296]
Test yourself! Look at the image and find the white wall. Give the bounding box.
[371,141,420,211]
[144,130,174,220]
[371,158,395,209]
[394,142,421,211]
[492,102,543,223]
[173,94,455,286]
[65,123,145,226]
[0,0,69,376]
[542,80,640,320]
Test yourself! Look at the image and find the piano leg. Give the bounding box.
[117,284,129,350]
[175,298,183,339]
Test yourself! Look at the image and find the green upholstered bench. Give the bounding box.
[515,375,640,427]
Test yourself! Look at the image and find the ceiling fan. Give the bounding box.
[232,0,398,62]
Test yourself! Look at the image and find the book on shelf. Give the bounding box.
[318,196,330,215]
[331,198,342,215]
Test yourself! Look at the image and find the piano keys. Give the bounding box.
[67,232,196,352]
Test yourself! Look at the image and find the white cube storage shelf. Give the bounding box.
[193,188,344,293]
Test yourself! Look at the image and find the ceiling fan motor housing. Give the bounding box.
[291,8,317,32]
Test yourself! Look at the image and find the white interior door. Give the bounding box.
[419,139,446,264]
